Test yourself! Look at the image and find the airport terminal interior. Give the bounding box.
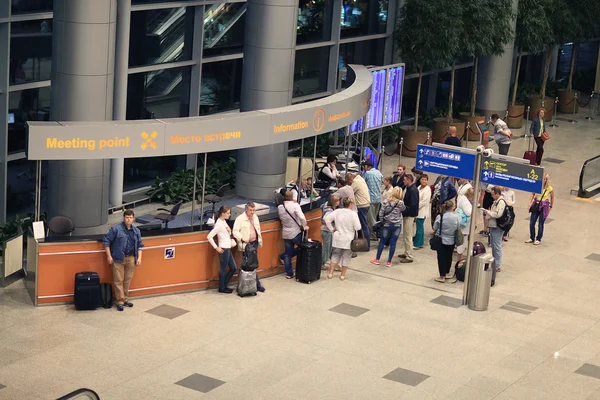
[2,0,600,399]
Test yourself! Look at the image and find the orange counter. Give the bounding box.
[29,209,323,305]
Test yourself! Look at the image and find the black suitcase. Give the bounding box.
[74,272,101,310]
[296,239,322,284]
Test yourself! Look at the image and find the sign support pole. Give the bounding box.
[462,145,486,305]
[377,128,383,170]
[191,153,198,227]
[297,138,304,203]
[199,153,207,224]
[34,160,42,222]
[310,135,318,209]
[359,127,366,168]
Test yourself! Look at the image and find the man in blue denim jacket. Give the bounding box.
[103,210,144,311]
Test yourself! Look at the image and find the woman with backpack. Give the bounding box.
[433,199,459,283]
[321,194,340,269]
[526,173,554,245]
[370,187,406,267]
[456,188,474,263]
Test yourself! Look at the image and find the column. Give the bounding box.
[235,0,298,200]
[48,0,116,227]
[110,0,131,207]
[549,45,559,81]
[475,0,518,119]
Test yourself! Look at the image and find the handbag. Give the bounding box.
[429,212,444,251]
[351,237,369,252]
[454,228,464,247]
[541,131,550,141]
[230,237,237,248]
[529,189,547,213]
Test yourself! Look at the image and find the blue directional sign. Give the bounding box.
[416,144,476,181]
[481,159,543,194]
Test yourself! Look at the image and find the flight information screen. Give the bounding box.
[350,69,385,133]
[384,65,404,125]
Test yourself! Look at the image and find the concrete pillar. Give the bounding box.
[235,0,298,200]
[426,72,438,110]
[475,0,518,119]
[109,0,131,207]
[48,0,116,227]
[549,45,559,81]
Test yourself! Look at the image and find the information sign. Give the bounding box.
[416,144,476,181]
[481,159,543,194]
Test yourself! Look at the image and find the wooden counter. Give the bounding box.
[31,209,323,305]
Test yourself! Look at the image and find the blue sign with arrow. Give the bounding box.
[481,159,543,194]
[416,144,476,181]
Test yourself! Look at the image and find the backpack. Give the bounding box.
[100,283,113,309]
[454,261,466,282]
[496,200,515,231]
[241,243,259,271]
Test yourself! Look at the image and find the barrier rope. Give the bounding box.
[403,137,432,153]
[577,97,592,108]
[382,146,398,157]
[469,126,481,136]
[557,97,575,107]
[431,131,449,143]
[507,111,525,118]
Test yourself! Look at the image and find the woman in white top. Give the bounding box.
[456,188,474,262]
[207,206,237,293]
[414,174,431,249]
[324,197,361,281]
[502,187,515,242]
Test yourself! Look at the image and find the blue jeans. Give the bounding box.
[321,230,333,264]
[219,249,237,290]
[413,218,425,248]
[529,211,546,241]
[357,207,370,250]
[489,227,503,271]
[376,224,402,262]
[280,233,303,277]
[249,240,263,290]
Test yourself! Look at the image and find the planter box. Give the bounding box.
[432,118,466,142]
[507,104,525,129]
[399,126,432,158]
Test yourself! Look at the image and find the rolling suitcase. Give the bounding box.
[523,136,536,165]
[74,272,101,310]
[296,239,322,284]
[237,269,258,297]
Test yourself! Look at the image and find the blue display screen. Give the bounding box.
[349,65,404,133]
[384,66,404,125]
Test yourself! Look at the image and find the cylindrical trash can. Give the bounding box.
[467,253,495,311]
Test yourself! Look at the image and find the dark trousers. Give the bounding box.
[436,244,455,277]
[249,240,263,289]
[280,233,303,277]
[498,143,510,155]
[219,249,237,290]
[357,206,370,250]
[529,211,546,241]
[534,137,544,165]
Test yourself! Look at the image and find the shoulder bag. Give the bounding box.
[541,131,550,141]
[429,212,444,251]
[529,189,547,213]
[372,202,398,238]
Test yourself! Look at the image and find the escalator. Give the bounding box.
[56,388,100,400]
[145,4,246,98]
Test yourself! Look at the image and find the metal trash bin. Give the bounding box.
[467,253,495,311]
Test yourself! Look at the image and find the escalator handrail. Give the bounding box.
[56,388,100,400]
[205,4,246,49]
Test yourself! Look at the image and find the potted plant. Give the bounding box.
[394,0,457,157]
[528,0,575,120]
[459,0,514,140]
[432,2,465,142]
[557,0,600,114]
[508,0,549,129]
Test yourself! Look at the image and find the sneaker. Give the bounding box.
[503,236,508,242]
[445,273,454,279]
[434,277,445,283]
[123,301,133,308]
[116,304,124,311]
[525,239,533,243]
[285,275,294,279]
[370,259,380,265]
[533,240,541,245]
[278,256,285,265]
[385,262,392,268]
[400,258,413,264]
[398,254,407,259]
[351,252,357,258]
[257,286,266,293]
[218,288,233,293]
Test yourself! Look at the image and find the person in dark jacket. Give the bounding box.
[444,126,462,147]
[529,107,546,166]
[398,174,419,263]
[392,164,406,188]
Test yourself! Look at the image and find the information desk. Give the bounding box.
[27,205,324,306]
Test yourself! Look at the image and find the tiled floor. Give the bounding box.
[1,112,600,400]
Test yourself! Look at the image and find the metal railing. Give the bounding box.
[56,388,100,400]
[578,154,600,197]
